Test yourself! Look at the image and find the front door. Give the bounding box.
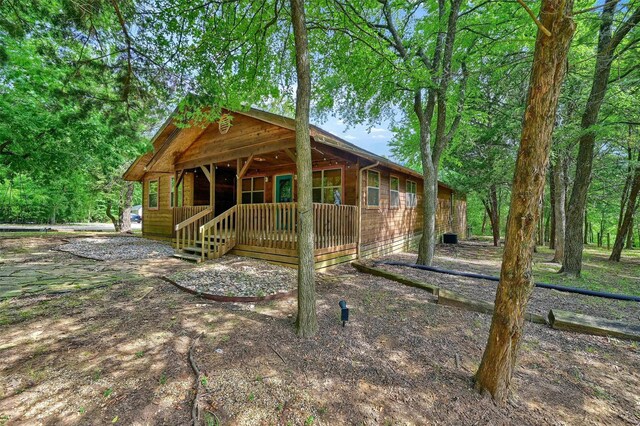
[274,174,293,203]
[274,174,293,231]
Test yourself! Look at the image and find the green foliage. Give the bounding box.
[0,0,162,223]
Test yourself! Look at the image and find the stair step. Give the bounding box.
[184,245,224,254]
[200,236,228,242]
[173,253,203,263]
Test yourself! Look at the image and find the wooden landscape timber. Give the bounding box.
[548,309,640,341]
[353,261,640,341]
[438,289,547,324]
[352,261,546,326]
[351,261,439,294]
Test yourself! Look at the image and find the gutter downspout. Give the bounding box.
[357,161,380,259]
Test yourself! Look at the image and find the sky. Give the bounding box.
[314,117,396,159]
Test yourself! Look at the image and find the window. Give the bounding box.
[312,168,342,204]
[367,170,380,207]
[242,177,265,204]
[148,179,159,209]
[390,176,400,208]
[406,180,417,208]
[170,177,183,208]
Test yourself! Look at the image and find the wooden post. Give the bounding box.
[210,163,215,213]
[236,158,242,205]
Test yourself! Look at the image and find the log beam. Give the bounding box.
[238,155,255,179]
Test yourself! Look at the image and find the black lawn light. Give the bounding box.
[338,300,349,327]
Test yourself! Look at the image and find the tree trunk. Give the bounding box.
[626,217,634,249]
[481,208,487,234]
[549,163,556,249]
[416,0,463,266]
[106,201,121,232]
[291,0,318,338]
[552,158,566,262]
[483,185,500,247]
[417,119,438,265]
[562,2,640,275]
[474,0,575,402]
[119,181,134,233]
[50,205,57,225]
[610,166,640,261]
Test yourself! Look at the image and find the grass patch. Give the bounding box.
[533,246,640,296]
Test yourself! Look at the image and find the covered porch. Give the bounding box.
[170,144,361,269]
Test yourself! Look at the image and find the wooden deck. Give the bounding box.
[173,202,359,269]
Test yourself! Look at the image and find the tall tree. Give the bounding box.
[610,158,640,260]
[562,2,640,275]
[475,0,575,401]
[290,0,318,337]
[0,1,156,226]
[552,156,568,262]
[314,0,471,265]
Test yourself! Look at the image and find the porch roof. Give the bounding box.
[123,107,436,186]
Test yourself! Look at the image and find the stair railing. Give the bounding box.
[175,207,213,252]
[199,205,238,261]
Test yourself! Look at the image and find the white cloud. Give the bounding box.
[343,134,357,140]
[370,127,389,133]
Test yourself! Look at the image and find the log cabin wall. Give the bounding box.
[436,186,453,238]
[141,172,174,240]
[359,167,467,257]
[183,173,195,206]
[359,166,424,258]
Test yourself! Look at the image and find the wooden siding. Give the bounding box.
[142,173,173,239]
[175,114,296,170]
[360,166,423,250]
[183,172,195,206]
[359,167,467,257]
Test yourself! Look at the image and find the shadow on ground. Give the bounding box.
[0,236,638,425]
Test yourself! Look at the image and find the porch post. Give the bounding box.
[236,158,242,205]
[210,163,215,212]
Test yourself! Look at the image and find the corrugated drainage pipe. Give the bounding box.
[378,261,640,302]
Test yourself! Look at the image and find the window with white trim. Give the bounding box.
[148,179,159,209]
[312,168,342,204]
[406,180,417,208]
[367,170,380,207]
[390,176,400,208]
[242,177,265,204]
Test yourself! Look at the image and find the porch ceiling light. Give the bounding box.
[254,157,266,162]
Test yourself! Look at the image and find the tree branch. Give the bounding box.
[515,0,552,36]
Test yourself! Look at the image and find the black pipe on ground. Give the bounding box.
[378,261,640,303]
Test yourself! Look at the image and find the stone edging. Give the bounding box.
[159,276,297,303]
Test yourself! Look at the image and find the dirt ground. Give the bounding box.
[0,236,639,425]
[373,241,640,322]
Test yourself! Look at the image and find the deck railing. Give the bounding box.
[313,203,358,250]
[200,206,237,261]
[175,207,213,252]
[236,202,358,251]
[237,202,298,250]
[173,206,210,231]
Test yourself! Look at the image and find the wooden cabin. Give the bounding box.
[123,108,467,270]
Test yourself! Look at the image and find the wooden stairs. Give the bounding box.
[173,206,238,263]
[173,235,234,263]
